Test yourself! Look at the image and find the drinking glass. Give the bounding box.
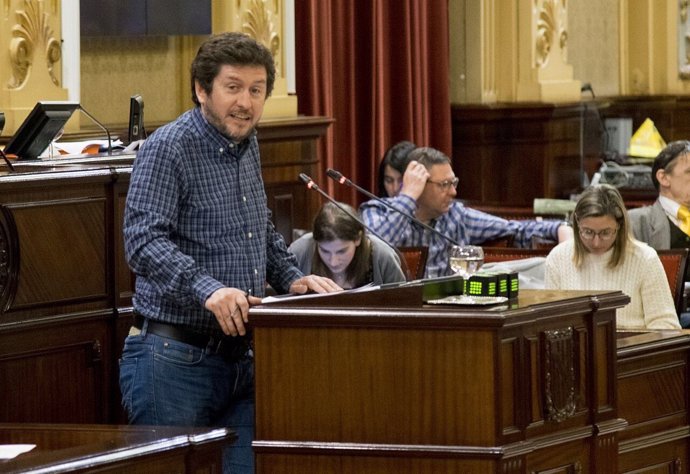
[449,245,484,278]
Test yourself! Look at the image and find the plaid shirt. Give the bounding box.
[124,107,302,335]
[360,194,561,278]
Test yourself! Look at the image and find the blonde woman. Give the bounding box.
[545,184,680,330]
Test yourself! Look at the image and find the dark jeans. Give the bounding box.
[119,323,254,473]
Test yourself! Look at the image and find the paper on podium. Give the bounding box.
[261,283,380,304]
[39,139,124,157]
[0,444,35,459]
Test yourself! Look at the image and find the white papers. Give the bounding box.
[0,444,35,459]
[39,139,124,157]
[261,283,380,304]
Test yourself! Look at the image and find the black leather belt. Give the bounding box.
[132,313,250,361]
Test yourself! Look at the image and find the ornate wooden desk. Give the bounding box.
[250,287,631,473]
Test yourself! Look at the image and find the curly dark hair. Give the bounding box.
[190,32,276,106]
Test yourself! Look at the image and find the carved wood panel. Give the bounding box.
[0,317,110,423]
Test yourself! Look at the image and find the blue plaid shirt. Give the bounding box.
[360,194,561,278]
[124,107,303,335]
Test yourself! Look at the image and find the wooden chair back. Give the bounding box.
[657,248,689,315]
[397,246,429,280]
[530,236,557,250]
[483,247,550,264]
[482,235,514,248]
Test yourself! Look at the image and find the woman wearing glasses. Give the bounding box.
[289,201,406,289]
[545,184,680,329]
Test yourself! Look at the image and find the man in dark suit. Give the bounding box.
[629,141,690,249]
[629,140,690,325]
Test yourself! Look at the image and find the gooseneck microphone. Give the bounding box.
[298,173,408,273]
[325,168,460,246]
[299,173,385,241]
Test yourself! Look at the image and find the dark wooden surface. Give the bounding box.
[250,288,629,473]
[0,423,234,473]
[451,96,690,207]
[451,102,592,206]
[616,330,690,473]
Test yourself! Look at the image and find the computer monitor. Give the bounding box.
[128,94,144,144]
[5,101,79,160]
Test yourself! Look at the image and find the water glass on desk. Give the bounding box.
[449,245,484,278]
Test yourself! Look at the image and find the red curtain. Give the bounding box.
[295,0,451,204]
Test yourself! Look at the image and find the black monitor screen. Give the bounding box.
[128,94,144,144]
[5,101,79,160]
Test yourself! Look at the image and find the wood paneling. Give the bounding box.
[617,331,690,473]
[451,103,588,206]
[451,96,690,207]
[251,288,629,472]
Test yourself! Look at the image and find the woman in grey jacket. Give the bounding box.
[288,202,406,289]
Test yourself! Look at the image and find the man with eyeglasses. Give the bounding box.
[360,146,572,278]
[545,184,680,330]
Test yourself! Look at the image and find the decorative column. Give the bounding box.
[516,0,581,102]
[212,0,296,118]
[449,0,580,104]
[622,0,690,95]
[0,0,69,134]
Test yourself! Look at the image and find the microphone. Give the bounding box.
[298,173,409,278]
[580,82,595,98]
[78,105,112,155]
[325,168,460,246]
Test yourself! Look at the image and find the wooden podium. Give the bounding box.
[250,285,631,473]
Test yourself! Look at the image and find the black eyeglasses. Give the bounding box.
[578,227,618,241]
[427,177,459,191]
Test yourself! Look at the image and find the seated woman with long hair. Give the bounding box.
[377,140,416,197]
[545,184,680,330]
[288,202,406,289]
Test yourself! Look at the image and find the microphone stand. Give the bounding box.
[326,168,460,246]
[0,148,14,172]
[78,105,112,155]
[299,173,413,282]
[0,112,12,172]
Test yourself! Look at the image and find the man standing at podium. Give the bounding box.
[121,32,340,473]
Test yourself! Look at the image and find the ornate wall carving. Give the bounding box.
[679,0,690,80]
[241,0,281,75]
[535,0,569,68]
[8,0,61,89]
[214,0,295,118]
[0,0,67,134]
[516,0,580,102]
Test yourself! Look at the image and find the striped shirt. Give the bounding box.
[360,194,561,278]
[124,107,302,335]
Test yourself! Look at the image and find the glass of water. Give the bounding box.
[449,245,484,278]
